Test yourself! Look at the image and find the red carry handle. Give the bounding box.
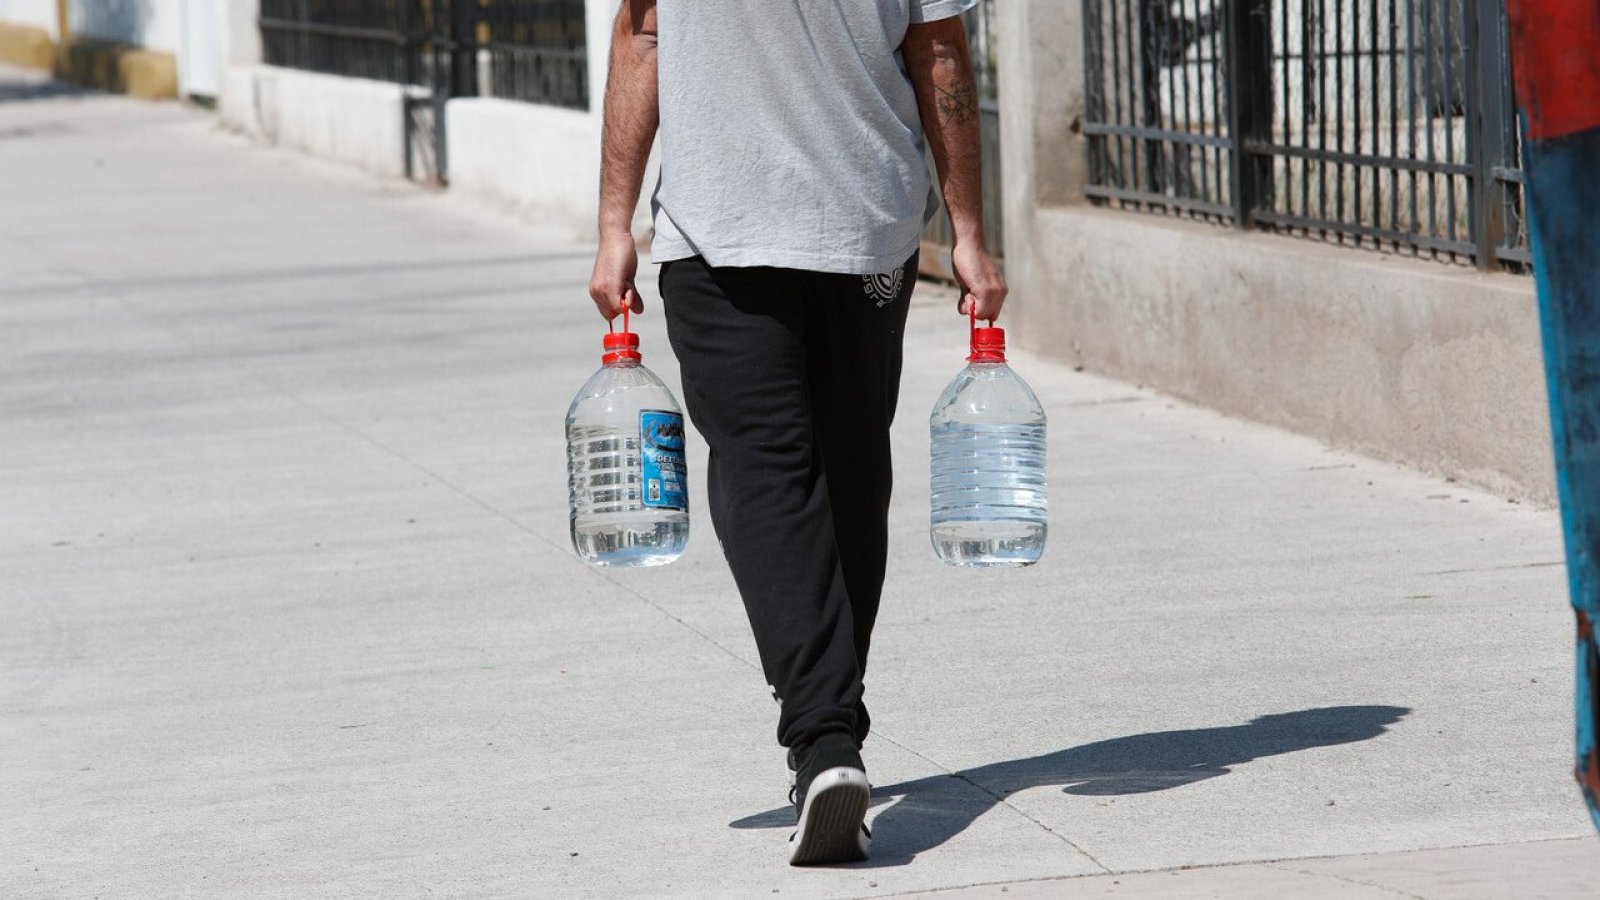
[969,306,1006,363]
[602,302,640,363]
[608,303,631,336]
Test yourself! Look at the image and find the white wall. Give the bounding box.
[446,98,601,229]
[221,0,256,65]
[0,0,58,38]
[220,65,414,180]
[585,0,613,116]
[445,96,654,237]
[176,0,258,97]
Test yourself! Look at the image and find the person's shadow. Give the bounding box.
[730,705,1409,867]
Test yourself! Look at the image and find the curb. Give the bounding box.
[0,22,53,71]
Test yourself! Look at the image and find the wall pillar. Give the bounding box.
[585,0,613,117]
[995,0,1085,342]
[224,0,261,67]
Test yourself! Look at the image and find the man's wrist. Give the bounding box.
[950,229,987,253]
[598,219,635,241]
[947,217,986,250]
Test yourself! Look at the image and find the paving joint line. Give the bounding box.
[867,730,1112,874]
[878,835,1597,898]
[1261,862,1427,899]
[1419,560,1565,576]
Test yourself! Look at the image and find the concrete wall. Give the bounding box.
[220,65,413,180]
[218,65,646,228]
[1022,208,1552,498]
[0,0,57,37]
[446,98,597,232]
[444,96,654,238]
[997,0,1554,501]
[444,95,601,224]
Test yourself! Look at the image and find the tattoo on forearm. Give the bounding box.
[935,79,978,127]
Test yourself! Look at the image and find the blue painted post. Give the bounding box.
[1505,0,1600,832]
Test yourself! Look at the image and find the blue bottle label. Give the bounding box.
[639,409,688,510]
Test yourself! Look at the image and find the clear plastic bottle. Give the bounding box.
[566,328,689,567]
[929,320,1047,566]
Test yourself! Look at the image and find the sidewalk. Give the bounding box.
[1,67,1594,898]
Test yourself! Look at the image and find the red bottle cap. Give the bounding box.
[970,325,1007,363]
[602,330,641,364]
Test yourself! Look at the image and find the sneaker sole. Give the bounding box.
[788,766,871,866]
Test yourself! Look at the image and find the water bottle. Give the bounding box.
[566,316,689,567]
[929,315,1047,566]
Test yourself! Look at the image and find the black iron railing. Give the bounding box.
[259,0,425,85]
[1082,0,1527,269]
[479,0,588,108]
[261,0,587,109]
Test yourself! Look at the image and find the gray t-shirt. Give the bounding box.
[651,0,977,275]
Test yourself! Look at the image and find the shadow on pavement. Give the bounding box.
[0,78,90,104]
[730,704,1410,867]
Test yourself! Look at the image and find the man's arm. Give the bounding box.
[588,0,659,321]
[903,17,1008,320]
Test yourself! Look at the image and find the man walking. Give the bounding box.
[588,0,1006,865]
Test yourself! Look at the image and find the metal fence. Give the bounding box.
[261,0,588,179]
[259,0,425,85]
[1081,0,1527,269]
[478,0,587,108]
[922,0,1005,276]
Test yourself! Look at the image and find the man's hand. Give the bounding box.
[952,242,1006,321]
[589,232,645,320]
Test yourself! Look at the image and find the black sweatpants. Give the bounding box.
[660,253,917,750]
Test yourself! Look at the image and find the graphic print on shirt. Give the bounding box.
[862,264,905,308]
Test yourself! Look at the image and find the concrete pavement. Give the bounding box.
[1,67,1595,897]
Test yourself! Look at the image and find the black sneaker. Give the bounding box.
[787,734,871,866]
